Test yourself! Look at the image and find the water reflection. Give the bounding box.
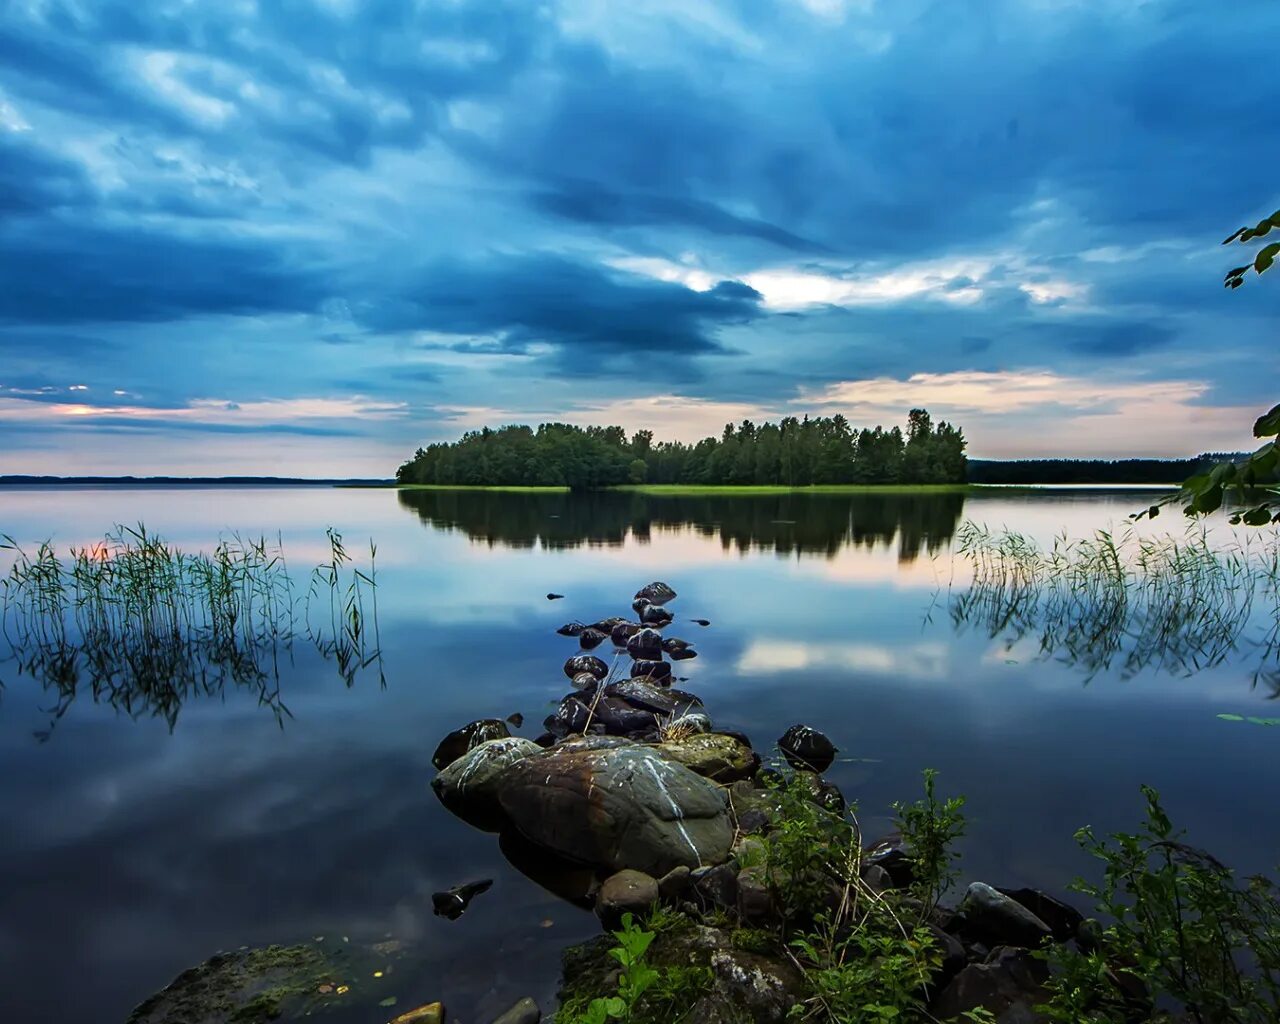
[397,488,966,561]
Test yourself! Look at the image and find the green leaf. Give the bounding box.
[1255,242,1280,274]
[1253,404,1280,439]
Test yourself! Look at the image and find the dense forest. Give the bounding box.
[967,455,1240,485]
[396,409,967,488]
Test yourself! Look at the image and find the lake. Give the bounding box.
[0,485,1277,1023]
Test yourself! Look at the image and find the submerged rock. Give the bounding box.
[432,879,493,920]
[659,733,759,783]
[489,996,540,1024]
[691,618,711,626]
[562,654,608,681]
[432,719,511,770]
[777,724,837,773]
[498,745,734,876]
[635,581,678,605]
[392,1004,446,1024]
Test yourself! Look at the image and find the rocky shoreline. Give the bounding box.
[128,580,1100,1024]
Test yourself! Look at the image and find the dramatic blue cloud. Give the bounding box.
[1,0,1277,474]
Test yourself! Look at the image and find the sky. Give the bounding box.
[1,0,1277,477]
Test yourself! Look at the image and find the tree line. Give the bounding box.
[396,409,968,489]
[966,455,1240,485]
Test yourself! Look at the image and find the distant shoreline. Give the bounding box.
[0,476,393,487]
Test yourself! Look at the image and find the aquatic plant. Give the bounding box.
[946,522,1280,691]
[0,523,382,737]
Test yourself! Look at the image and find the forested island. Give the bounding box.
[396,410,967,488]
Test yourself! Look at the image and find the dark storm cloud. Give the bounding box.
[365,254,763,366]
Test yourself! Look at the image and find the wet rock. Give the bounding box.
[489,996,540,1024]
[545,695,593,738]
[670,647,699,661]
[610,621,641,646]
[432,878,493,920]
[533,732,556,748]
[777,725,837,773]
[592,696,660,736]
[662,636,693,655]
[546,593,565,601]
[786,770,845,814]
[498,745,734,876]
[578,628,607,650]
[595,869,660,928]
[506,712,524,728]
[639,603,674,626]
[995,887,1085,943]
[736,866,774,925]
[592,616,630,633]
[432,719,511,770]
[569,671,599,691]
[626,627,665,661]
[563,654,608,680]
[659,732,759,783]
[392,1004,446,1024]
[669,712,712,734]
[556,621,587,637]
[432,737,543,822]
[930,945,1049,1024]
[955,882,1053,949]
[691,618,711,626]
[608,679,700,717]
[635,581,678,605]
[692,863,739,910]
[657,865,692,902]
[630,659,672,682]
[865,832,914,887]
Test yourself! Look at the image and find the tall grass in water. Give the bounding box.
[947,521,1280,691]
[0,524,382,738]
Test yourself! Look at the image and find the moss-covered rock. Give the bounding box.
[658,733,759,783]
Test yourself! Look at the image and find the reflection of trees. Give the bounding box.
[945,522,1280,693]
[396,489,966,562]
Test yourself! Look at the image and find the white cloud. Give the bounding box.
[736,638,948,679]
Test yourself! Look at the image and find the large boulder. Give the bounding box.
[431,737,542,820]
[930,946,1050,1024]
[498,744,734,876]
[659,733,759,783]
[995,887,1085,943]
[432,719,510,770]
[955,883,1053,949]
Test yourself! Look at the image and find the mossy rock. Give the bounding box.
[126,941,385,1024]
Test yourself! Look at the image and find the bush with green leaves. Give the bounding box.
[1041,786,1280,1024]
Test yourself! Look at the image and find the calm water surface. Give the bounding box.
[0,485,1277,1023]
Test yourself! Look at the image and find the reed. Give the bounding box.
[0,524,382,737]
[946,521,1280,691]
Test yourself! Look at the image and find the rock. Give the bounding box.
[595,869,660,928]
[662,636,693,654]
[635,581,678,605]
[432,737,543,821]
[533,732,556,748]
[432,878,493,920]
[777,725,837,773]
[691,618,711,626]
[545,695,593,738]
[669,712,712,735]
[556,621,587,637]
[608,679,700,717]
[563,654,608,680]
[578,628,607,650]
[930,946,1049,1024]
[626,627,665,661]
[865,832,915,887]
[610,621,641,646]
[657,865,692,902]
[736,866,775,925]
[498,745,734,876]
[956,882,1053,949]
[489,996,540,1024]
[432,719,511,770]
[786,770,845,813]
[392,1004,446,1024]
[692,863,739,910]
[630,659,672,682]
[570,671,599,690]
[670,647,698,661]
[704,945,803,1023]
[499,828,600,908]
[546,593,565,600]
[640,603,674,626]
[995,887,1085,943]
[592,696,660,736]
[861,863,894,894]
[592,616,630,633]
[506,712,524,728]
[659,733,760,783]
[926,923,968,990]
